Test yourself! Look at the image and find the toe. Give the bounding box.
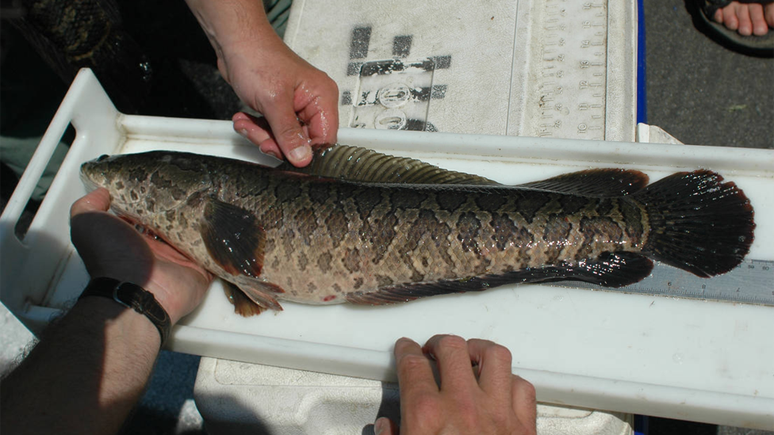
[748,3,768,35]
[714,7,724,24]
[765,3,774,28]
[736,4,753,35]
[723,3,739,30]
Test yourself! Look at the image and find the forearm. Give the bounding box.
[184,0,280,64]
[1,297,160,435]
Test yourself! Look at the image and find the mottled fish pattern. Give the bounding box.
[80,146,755,315]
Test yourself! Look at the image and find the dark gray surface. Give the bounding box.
[644,0,774,149]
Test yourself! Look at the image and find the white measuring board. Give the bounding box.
[284,0,637,141]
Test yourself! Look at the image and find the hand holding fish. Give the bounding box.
[374,335,537,435]
[70,188,213,324]
[185,0,339,167]
[227,45,339,167]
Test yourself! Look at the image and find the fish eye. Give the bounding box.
[96,154,110,162]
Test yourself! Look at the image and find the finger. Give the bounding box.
[260,94,313,167]
[466,339,513,396]
[748,3,768,35]
[394,337,438,402]
[423,334,477,392]
[373,417,398,435]
[296,80,340,146]
[511,375,537,433]
[737,3,753,35]
[723,3,739,30]
[232,112,283,160]
[70,188,111,217]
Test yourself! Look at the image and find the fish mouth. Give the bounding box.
[79,154,112,192]
[79,169,101,192]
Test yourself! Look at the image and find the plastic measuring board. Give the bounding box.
[283,0,637,140]
[508,0,637,140]
[534,0,608,139]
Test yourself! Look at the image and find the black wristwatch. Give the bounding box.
[80,277,171,347]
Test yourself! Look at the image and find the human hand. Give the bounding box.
[221,34,339,167]
[376,335,537,435]
[70,188,213,324]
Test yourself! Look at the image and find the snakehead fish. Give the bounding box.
[80,146,755,316]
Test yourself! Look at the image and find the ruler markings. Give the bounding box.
[536,0,607,139]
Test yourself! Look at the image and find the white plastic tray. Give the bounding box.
[2,70,773,430]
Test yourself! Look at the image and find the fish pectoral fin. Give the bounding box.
[518,169,649,197]
[345,252,653,306]
[276,144,500,185]
[200,197,265,278]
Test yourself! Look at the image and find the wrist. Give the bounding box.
[72,297,162,355]
[80,278,171,347]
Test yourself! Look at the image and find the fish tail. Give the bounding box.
[636,170,755,277]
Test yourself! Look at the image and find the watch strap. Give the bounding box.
[80,277,171,347]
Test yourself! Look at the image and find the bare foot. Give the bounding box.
[713,2,774,36]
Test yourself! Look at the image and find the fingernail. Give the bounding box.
[374,417,388,435]
[261,148,280,160]
[238,129,249,137]
[288,145,311,162]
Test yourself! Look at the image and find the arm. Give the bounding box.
[0,189,212,435]
[376,335,537,435]
[185,0,339,167]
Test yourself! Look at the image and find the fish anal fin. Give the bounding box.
[277,144,500,185]
[201,197,265,278]
[563,251,654,287]
[345,252,653,305]
[519,169,649,197]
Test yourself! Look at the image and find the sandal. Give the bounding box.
[695,0,774,56]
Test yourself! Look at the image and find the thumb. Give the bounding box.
[262,97,313,167]
[70,188,111,218]
[374,417,399,435]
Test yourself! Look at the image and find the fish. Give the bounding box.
[80,145,756,316]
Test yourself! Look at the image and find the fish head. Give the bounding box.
[80,151,214,221]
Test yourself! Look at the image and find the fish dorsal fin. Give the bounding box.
[345,252,653,305]
[200,197,265,279]
[277,144,499,185]
[518,169,649,197]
